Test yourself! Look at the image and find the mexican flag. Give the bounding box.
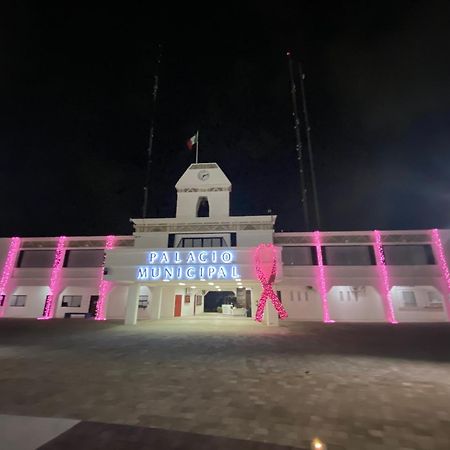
[186,132,198,150]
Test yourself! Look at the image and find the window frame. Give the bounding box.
[10,295,27,307]
[61,295,82,308]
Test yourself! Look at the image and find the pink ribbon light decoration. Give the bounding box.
[254,243,288,322]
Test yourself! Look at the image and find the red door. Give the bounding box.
[174,295,182,317]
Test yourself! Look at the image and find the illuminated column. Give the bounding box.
[431,229,450,321]
[125,283,140,325]
[265,299,279,326]
[0,237,21,318]
[373,230,397,324]
[313,231,333,323]
[156,287,163,320]
[40,236,66,320]
[95,235,116,320]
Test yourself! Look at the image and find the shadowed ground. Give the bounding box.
[0,316,449,449]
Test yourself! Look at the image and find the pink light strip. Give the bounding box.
[95,235,116,320]
[373,230,397,324]
[40,236,66,319]
[313,231,333,323]
[254,243,288,322]
[431,229,450,321]
[0,237,21,317]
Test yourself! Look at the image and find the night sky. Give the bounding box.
[1,2,449,237]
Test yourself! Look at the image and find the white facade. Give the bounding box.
[0,163,449,325]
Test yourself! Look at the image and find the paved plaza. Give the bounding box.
[0,316,449,449]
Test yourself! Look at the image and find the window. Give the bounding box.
[197,197,209,217]
[289,291,294,301]
[10,295,27,307]
[282,247,315,265]
[427,291,442,308]
[383,245,435,265]
[192,238,202,247]
[177,237,227,248]
[61,295,82,307]
[138,295,149,309]
[18,250,55,268]
[339,291,344,302]
[304,291,309,301]
[64,250,105,267]
[323,246,375,266]
[402,291,417,307]
[297,291,302,301]
[0,295,5,307]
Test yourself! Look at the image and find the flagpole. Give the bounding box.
[195,130,199,164]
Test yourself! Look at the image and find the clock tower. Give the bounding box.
[175,163,232,218]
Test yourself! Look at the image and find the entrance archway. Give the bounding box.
[204,290,235,313]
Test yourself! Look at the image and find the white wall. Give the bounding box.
[106,285,128,319]
[54,287,98,318]
[391,286,447,322]
[0,238,12,270]
[236,230,273,247]
[4,286,49,318]
[137,285,152,320]
[328,286,385,322]
[134,232,169,248]
[160,286,176,318]
[281,287,322,321]
[176,191,230,218]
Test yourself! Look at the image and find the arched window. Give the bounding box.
[197,196,209,217]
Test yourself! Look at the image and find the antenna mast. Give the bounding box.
[287,51,310,230]
[142,44,163,218]
[298,62,321,229]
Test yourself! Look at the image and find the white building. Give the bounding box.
[0,163,449,325]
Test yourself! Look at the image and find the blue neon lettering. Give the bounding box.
[163,267,174,279]
[137,267,149,280]
[221,251,232,263]
[148,252,158,264]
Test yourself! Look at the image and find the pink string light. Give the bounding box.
[313,231,333,323]
[0,237,21,318]
[254,243,288,322]
[431,229,450,320]
[40,236,66,320]
[373,230,397,324]
[95,235,116,320]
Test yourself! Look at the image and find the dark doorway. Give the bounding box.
[43,295,51,315]
[204,291,235,312]
[89,295,99,316]
[197,196,209,217]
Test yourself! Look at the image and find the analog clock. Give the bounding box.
[198,170,210,181]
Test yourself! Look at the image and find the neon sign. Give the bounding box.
[136,250,240,281]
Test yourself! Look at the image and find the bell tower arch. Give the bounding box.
[175,163,231,218]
